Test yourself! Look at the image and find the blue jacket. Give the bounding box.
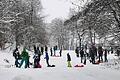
[45,52,49,60]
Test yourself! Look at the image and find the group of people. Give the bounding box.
[12,44,111,68]
[13,45,58,68]
[13,47,30,68]
[75,44,109,64]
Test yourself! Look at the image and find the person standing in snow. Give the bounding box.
[45,45,48,53]
[75,47,79,57]
[13,47,20,67]
[45,52,50,67]
[53,46,56,56]
[19,48,29,68]
[104,49,108,62]
[89,47,95,64]
[67,53,72,67]
[98,46,103,62]
[33,46,41,68]
[80,48,84,63]
[41,47,44,55]
[92,45,97,58]
[59,47,62,57]
[50,47,53,56]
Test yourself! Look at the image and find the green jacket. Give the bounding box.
[21,48,29,59]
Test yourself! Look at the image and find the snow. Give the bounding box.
[0,50,120,80]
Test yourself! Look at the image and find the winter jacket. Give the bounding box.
[45,46,48,52]
[80,50,84,57]
[67,53,71,61]
[45,52,49,60]
[98,46,103,56]
[21,48,29,59]
[13,48,20,59]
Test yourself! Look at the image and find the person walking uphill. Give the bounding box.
[67,53,72,67]
[19,48,29,68]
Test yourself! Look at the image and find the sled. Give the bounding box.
[94,60,103,64]
[74,64,84,67]
[47,65,55,67]
[37,64,42,68]
[52,55,60,57]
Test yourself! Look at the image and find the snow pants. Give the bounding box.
[67,61,72,67]
[19,58,28,68]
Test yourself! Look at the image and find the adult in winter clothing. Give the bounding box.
[98,46,103,62]
[45,45,48,52]
[41,47,44,55]
[13,47,20,67]
[33,47,41,68]
[50,47,53,56]
[89,47,95,64]
[75,47,79,57]
[104,49,108,62]
[53,46,56,56]
[59,47,62,57]
[34,45,37,53]
[80,49,84,63]
[45,52,50,67]
[67,53,72,67]
[19,48,29,68]
[92,45,97,57]
[116,48,120,57]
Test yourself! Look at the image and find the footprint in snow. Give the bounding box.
[12,75,32,80]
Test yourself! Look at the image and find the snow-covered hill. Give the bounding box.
[0,50,120,80]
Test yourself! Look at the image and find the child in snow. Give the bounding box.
[67,53,72,67]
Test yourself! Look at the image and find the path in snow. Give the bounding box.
[0,50,120,80]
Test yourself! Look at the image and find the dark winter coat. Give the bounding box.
[45,52,49,60]
[104,49,107,56]
[80,50,84,57]
[67,53,71,61]
[89,48,95,58]
[98,46,103,56]
[45,46,48,52]
[75,48,79,54]
[92,46,97,56]
[41,47,44,52]
[13,48,20,59]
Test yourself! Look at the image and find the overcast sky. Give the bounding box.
[41,0,72,23]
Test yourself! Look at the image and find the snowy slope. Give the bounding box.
[0,50,120,80]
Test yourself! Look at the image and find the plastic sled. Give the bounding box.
[74,64,84,67]
[47,65,55,67]
[93,61,100,65]
[37,64,42,68]
[53,55,60,57]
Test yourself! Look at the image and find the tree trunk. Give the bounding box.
[89,27,93,45]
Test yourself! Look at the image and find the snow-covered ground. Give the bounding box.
[0,49,120,80]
